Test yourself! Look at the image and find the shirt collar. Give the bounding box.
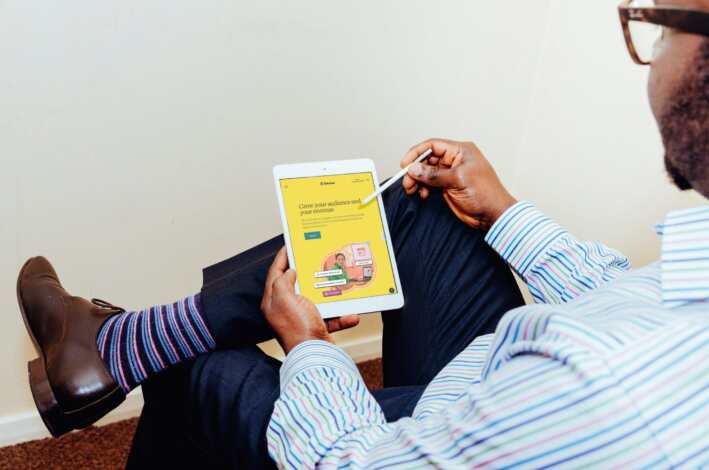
[656,206,709,308]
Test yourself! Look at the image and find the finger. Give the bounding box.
[402,174,417,190]
[266,247,288,284]
[326,314,360,332]
[407,162,460,188]
[402,175,418,195]
[273,268,298,300]
[401,140,434,168]
[400,138,461,168]
[418,186,430,199]
[264,247,289,305]
[273,246,289,271]
[442,192,481,228]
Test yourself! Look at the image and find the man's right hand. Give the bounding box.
[401,138,517,229]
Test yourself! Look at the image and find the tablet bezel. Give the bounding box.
[273,159,404,319]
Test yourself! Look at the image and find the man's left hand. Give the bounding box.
[261,247,360,354]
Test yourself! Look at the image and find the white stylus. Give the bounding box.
[360,149,433,206]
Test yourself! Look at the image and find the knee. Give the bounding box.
[141,362,191,407]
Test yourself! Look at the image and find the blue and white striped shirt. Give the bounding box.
[267,202,709,469]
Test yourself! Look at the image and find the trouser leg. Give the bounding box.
[129,183,529,466]
[198,183,523,386]
[381,186,525,386]
[125,363,223,469]
[127,348,424,469]
[200,236,284,349]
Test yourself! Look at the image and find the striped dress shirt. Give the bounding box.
[267,202,709,469]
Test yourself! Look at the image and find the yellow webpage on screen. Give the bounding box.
[280,172,398,304]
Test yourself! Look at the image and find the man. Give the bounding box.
[15,0,708,468]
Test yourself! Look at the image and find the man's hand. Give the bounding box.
[261,247,360,354]
[402,138,517,229]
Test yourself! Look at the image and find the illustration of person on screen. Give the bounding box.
[328,253,350,284]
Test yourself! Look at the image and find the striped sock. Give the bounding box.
[96,293,216,393]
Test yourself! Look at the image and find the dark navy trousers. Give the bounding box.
[126,185,524,469]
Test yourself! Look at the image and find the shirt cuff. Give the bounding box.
[484,201,567,276]
[280,340,361,388]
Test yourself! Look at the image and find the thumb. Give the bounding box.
[408,162,459,188]
[326,314,360,333]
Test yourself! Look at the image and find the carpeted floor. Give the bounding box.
[0,359,382,470]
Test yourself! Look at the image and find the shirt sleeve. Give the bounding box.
[267,334,660,469]
[485,201,630,304]
[267,340,387,468]
[412,333,493,420]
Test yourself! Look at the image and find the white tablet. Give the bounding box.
[273,159,404,319]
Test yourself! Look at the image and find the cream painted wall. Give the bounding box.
[509,1,705,266]
[0,0,704,426]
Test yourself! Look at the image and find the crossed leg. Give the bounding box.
[126,185,524,469]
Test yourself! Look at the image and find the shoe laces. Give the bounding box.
[91,298,126,313]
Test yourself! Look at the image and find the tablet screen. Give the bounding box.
[279,172,398,304]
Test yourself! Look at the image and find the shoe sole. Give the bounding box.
[17,257,125,438]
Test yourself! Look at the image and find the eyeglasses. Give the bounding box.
[618,0,709,65]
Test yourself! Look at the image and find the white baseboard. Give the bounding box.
[0,334,382,447]
[0,389,146,448]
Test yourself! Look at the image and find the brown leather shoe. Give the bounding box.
[16,256,126,437]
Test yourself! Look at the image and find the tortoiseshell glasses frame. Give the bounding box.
[618,0,709,65]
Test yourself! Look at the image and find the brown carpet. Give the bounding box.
[0,359,382,470]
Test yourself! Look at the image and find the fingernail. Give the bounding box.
[409,162,422,175]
